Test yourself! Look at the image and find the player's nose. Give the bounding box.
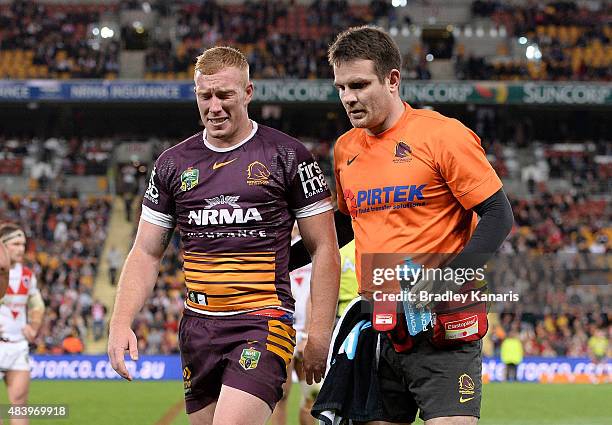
[208,96,223,113]
[341,89,357,105]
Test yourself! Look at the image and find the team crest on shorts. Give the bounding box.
[183,365,192,395]
[180,167,199,191]
[239,347,261,370]
[458,373,475,403]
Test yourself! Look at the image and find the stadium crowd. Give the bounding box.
[465,0,611,81]
[0,0,119,79]
[145,0,377,79]
[1,0,609,81]
[0,137,114,181]
[0,193,112,354]
[490,307,609,359]
[145,0,609,81]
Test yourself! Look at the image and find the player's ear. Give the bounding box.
[244,81,254,105]
[388,69,401,93]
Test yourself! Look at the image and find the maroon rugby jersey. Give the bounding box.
[141,121,331,315]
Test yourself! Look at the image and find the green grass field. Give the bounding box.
[1,381,610,425]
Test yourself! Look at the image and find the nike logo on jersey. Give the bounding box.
[347,154,359,166]
[459,396,474,403]
[213,158,237,170]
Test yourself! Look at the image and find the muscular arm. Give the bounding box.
[23,293,45,343]
[289,210,353,271]
[108,219,173,380]
[296,210,340,384]
[110,220,173,327]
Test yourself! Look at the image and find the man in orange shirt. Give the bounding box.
[292,26,513,424]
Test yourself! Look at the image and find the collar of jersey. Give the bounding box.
[202,120,258,152]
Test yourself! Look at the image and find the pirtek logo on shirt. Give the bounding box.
[355,185,426,207]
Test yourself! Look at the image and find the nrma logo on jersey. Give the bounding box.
[188,194,263,226]
[344,184,427,217]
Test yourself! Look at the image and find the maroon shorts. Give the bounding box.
[179,308,296,414]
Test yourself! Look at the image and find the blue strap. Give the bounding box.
[341,320,372,360]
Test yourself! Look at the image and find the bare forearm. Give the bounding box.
[29,308,44,332]
[307,245,340,336]
[110,248,161,327]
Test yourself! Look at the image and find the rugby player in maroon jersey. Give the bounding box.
[108,47,340,425]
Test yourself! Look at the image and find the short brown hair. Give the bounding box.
[328,26,401,82]
[0,222,24,242]
[195,46,249,80]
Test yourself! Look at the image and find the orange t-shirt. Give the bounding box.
[62,336,84,354]
[334,103,503,290]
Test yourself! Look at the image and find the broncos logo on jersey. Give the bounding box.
[247,161,271,185]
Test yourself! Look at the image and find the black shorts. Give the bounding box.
[377,334,482,422]
[179,309,295,414]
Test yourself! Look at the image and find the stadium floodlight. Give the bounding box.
[534,47,542,60]
[100,27,114,39]
[519,37,528,45]
[92,27,100,36]
[525,44,542,60]
[426,54,434,62]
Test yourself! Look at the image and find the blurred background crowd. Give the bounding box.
[1,0,609,80]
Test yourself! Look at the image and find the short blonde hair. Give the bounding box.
[195,46,249,81]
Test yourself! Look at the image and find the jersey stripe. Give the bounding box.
[184,263,275,272]
[185,278,276,286]
[267,334,295,353]
[184,271,275,282]
[186,297,281,312]
[185,251,275,257]
[188,283,277,295]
